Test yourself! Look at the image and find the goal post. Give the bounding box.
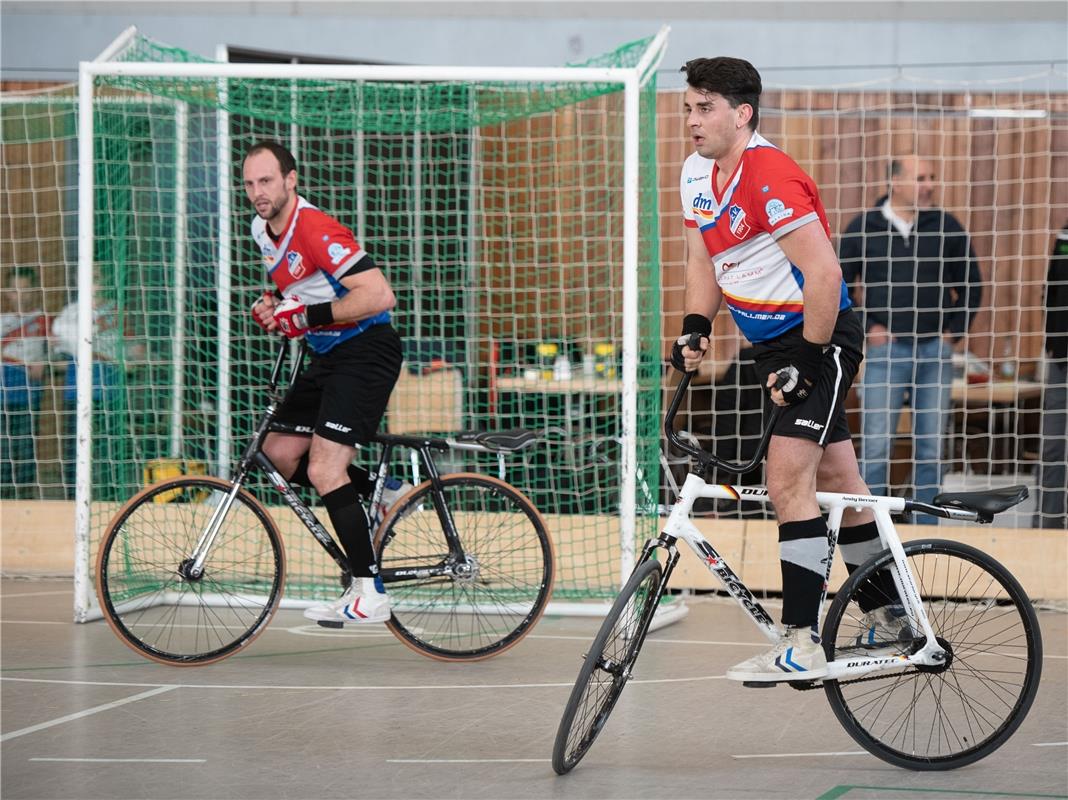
[71,30,669,621]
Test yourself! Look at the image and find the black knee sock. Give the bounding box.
[321,482,376,579]
[289,454,373,498]
[839,520,897,613]
[778,517,830,629]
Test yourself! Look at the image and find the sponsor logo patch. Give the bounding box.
[765,198,794,225]
[794,418,825,431]
[286,251,306,279]
[324,421,352,433]
[327,242,352,266]
[728,204,751,238]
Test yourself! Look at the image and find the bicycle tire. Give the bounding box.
[552,559,664,775]
[373,473,554,661]
[96,476,286,666]
[822,538,1042,770]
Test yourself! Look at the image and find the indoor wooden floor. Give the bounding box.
[2,578,1066,800]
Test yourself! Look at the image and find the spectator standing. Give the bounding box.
[0,267,48,497]
[839,155,982,521]
[52,284,144,499]
[1034,224,1068,528]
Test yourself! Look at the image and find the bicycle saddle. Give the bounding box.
[453,429,539,452]
[932,484,1029,523]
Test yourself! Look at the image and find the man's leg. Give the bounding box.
[306,435,377,579]
[725,434,829,681]
[766,435,827,628]
[911,338,953,519]
[860,343,907,497]
[819,440,897,613]
[1035,361,1067,528]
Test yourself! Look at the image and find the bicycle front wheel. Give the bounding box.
[822,539,1042,770]
[552,558,663,775]
[374,473,554,661]
[96,476,286,666]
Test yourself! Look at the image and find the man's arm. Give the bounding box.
[759,220,845,405]
[675,225,722,371]
[942,216,982,339]
[777,220,842,346]
[324,267,396,324]
[684,225,722,320]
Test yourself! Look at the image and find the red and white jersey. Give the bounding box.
[680,132,850,343]
[0,311,48,365]
[251,196,389,353]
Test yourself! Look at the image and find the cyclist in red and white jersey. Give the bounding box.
[672,58,900,682]
[245,140,407,626]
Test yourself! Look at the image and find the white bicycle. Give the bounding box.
[553,365,1043,773]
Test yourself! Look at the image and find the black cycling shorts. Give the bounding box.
[751,309,864,447]
[274,323,403,447]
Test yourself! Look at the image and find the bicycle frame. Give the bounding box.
[653,367,996,682]
[648,476,957,681]
[182,337,488,588]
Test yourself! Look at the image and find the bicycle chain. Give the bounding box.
[790,668,922,691]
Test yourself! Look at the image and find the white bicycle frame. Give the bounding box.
[655,472,982,681]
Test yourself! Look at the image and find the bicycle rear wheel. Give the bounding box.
[552,559,663,775]
[374,473,553,661]
[822,539,1042,770]
[96,476,285,666]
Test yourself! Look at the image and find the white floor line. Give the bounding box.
[0,620,70,625]
[0,686,176,743]
[30,757,205,763]
[1033,742,1068,747]
[531,633,768,647]
[731,750,868,759]
[0,590,71,599]
[1,674,724,691]
[388,759,549,764]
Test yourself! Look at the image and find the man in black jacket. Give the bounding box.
[840,155,982,519]
[1035,224,1068,528]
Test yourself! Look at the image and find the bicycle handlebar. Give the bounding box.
[268,337,306,395]
[664,332,783,475]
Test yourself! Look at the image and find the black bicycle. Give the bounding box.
[96,338,555,665]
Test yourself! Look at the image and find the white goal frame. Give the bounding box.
[73,30,669,621]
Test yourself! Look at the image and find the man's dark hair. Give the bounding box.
[244,140,297,176]
[680,57,762,130]
[888,159,905,182]
[8,266,39,286]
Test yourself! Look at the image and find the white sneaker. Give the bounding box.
[855,605,913,648]
[371,477,414,527]
[726,627,828,683]
[303,577,391,625]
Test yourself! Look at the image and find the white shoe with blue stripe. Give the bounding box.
[726,626,828,683]
[303,577,391,625]
[855,605,913,649]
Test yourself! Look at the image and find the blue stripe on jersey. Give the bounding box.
[324,269,348,298]
[305,311,391,354]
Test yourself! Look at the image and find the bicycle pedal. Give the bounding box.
[316,620,344,629]
[741,681,778,689]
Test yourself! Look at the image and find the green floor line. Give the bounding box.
[817,786,1068,800]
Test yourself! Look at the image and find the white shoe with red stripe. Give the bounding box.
[303,577,391,625]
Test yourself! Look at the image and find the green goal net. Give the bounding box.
[62,31,665,618]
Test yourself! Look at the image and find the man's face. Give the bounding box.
[1,276,35,314]
[683,87,747,160]
[892,156,937,209]
[242,150,296,226]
